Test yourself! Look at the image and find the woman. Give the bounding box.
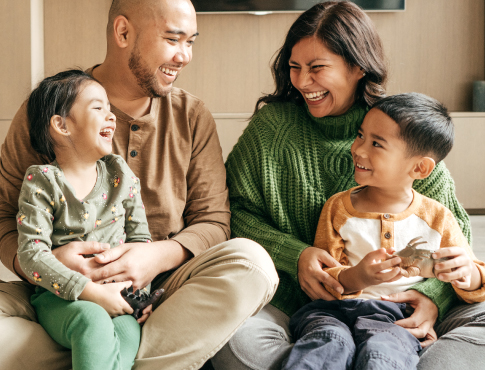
[211,2,485,369]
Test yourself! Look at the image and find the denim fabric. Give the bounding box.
[282,299,422,370]
[211,304,293,370]
[418,301,485,370]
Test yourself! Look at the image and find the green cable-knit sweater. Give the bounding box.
[226,101,471,321]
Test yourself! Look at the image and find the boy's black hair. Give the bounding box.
[372,92,453,163]
[27,69,98,161]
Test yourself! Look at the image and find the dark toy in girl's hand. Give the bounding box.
[121,286,164,319]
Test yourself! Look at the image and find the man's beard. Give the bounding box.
[128,42,174,98]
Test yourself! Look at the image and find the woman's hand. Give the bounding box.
[381,290,438,347]
[298,247,344,301]
[433,247,481,291]
[79,281,134,317]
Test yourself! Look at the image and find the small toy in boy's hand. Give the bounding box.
[121,286,164,319]
[389,236,448,278]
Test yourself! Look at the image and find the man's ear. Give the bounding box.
[410,157,436,180]
[113,15,132,48]
[50,115,70,136]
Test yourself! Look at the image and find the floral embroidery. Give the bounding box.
[95,219,102,227]
[82,212,89,220]
[60,195,66,203]
[113,176,120,188]
[35,227,42,235]
[32,272,42,282]
[27,174,33,181]
[17,214,26,225]
[51,282,61,295]
[102,193,107,200]
[43,167,49,173]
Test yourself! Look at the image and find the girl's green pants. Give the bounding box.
[31,290,140,370]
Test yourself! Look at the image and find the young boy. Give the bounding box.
[282,93,485,370]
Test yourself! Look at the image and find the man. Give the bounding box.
[0,0,278,369]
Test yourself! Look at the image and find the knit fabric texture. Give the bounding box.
[225,101,471,320]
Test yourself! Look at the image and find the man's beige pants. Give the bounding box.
[0,238,278,370]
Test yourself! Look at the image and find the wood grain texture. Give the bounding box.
[0,0,31,119]
[177,0,484,113]
[445,113,485,210]
[44,0,111,77]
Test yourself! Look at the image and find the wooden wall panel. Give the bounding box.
[0,1,31,119]
[371,0,484,112]
[44,0,111,77]
[178,0,484,113]
[445,113,485,210]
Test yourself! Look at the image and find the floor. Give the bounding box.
[2,215,485,282]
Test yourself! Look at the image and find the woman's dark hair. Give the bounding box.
[27,69,98,161]
[254,1,387,116]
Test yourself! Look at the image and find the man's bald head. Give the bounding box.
[106,0,195,38]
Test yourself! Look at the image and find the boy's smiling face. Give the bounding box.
[351,108,420,190]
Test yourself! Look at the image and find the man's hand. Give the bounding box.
[298,247,344,301]
[51,241,111,275]
[381,290,438,346]
[90,240,192,289]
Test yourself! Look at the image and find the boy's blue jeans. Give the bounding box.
[282,299,422,370]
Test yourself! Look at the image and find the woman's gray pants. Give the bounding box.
[211,302,485,370]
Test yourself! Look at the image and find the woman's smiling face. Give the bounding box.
[289,36,364,118]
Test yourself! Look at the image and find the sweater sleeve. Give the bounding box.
[313,193,360,300]
[409,161,472,320]
[171,101,231,255]
[17,167,90,300]
[439,210,485,303]
[226,110,308,283]
[0,102,47,276]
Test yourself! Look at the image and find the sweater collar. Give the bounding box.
[304,101,368,139]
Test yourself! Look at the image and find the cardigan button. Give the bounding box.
[131,124,140,132]
[384,214,390,219]
[384,232,391,239]
[130,150,138,157]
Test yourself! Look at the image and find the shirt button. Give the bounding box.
[130,150,138,157]
[384,214,390,219]
[384,232,391,239]
[131,125,139,132]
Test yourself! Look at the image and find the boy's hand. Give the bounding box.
[356,248,402,285]
[79,281,134,317]
[137,304,153,325]
[340,248,401,293]
[433,247,481,291]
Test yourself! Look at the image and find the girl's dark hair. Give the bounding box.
[254,1,387,116]
[27,69,98,161]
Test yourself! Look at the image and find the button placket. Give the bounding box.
[381,218,394,250]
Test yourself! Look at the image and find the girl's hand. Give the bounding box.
[352,248,402,288]
[433,247,481,291]
[298,247,344,301]
[137,304,153,325]
[79,281,134,317]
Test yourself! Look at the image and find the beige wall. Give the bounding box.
[1,0,483,122]
[1,1,484,211]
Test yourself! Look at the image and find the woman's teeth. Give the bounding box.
[356,163,369,170]
[160,67,177,76]
[305,91,328,101]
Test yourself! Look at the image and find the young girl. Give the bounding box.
[16,70,153,370]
